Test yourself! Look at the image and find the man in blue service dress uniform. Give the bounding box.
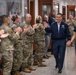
[45,13,71,73]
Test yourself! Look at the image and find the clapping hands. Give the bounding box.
[15,27,22,33]
[0,29,5,35]
[24,26,30,32]
[0,33,9,38]
[43,22,49,28]
[33,24,39,29]
[0,29,9,38]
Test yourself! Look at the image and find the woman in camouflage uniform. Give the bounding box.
[34,16,46,67]
[11,15,23,75]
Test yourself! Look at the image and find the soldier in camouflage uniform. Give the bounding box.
[33,16,46,67]
[11,15,23,75]
[73,16,76,27]
[73,16,76,53]
[66,15,75,46]
[0,15,19,75]
[0,29,10,72]
[66,15,74,36]
[21,13,36,73]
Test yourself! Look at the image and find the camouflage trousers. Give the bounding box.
[34,41,45,62]
[22,42,33,70]
[12,41,23,71]
[2,50,13,75]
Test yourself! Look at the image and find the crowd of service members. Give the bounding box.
[0,13,76,75]
[0,13,54,75]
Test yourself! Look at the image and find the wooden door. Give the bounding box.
[67,5,75,19]
[38,0,53,16]
[28,0,35,25]
[28,0,36,50]
[38,0,53,49]
[62,6,66,21]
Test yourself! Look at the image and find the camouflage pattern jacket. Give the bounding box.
[66,19,75,35]
[21,21,35,43]
[0,24,18,51]
[34,23,46,42]
[11,24,23,45]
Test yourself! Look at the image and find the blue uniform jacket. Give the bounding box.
[45,21,71,40]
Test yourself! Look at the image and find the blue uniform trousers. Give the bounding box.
[52,39,66,70]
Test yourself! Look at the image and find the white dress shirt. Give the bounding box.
[57,23,60,33]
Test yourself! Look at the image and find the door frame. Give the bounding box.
[67,5,75,19]
[38,0,53,16]
[62,6,66,21]
[28,0,35,25]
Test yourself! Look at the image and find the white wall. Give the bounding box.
[59,0,76,13]
[59,0,76,20]
[59,0,63,13]
[59,0,67,20]
[0,0,6,15]
[22,0,24,17]
[35,0,38,21]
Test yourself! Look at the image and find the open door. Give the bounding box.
[62,6,66,21]
[28,0,35,25]
[28,0,36,50]
[38,0,53,49]
[67,5,75,19]
[38,0,53,16]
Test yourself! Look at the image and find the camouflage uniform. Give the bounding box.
[66,19,76,46]
[0,24,17,75]
[11,24,23,72]
[34,23,46,62]
[66,19,74,36]
[72,20,76,52]
[21,21,35,70]
[72,20,76,27]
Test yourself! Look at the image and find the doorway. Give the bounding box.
[67,5,75,19]
[28,0,35,25]
[38,0,53,16]
[62,6,66,21]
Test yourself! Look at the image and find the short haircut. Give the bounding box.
[25,13,31,18]
[43,20,48,24]
[57,13,63,17]
[1,15,9,23]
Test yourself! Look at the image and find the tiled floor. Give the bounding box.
[21,47,76,75]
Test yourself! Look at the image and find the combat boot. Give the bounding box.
[28,66,36,71]
[33,61,38,66]
[0,69,2,75]
[42,59,45,62]
[11,71,22,75]
[38,62,46,67]
[43,56,49,59]
[24,68,31,73]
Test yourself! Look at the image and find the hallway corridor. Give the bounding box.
[21,47,76,75]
